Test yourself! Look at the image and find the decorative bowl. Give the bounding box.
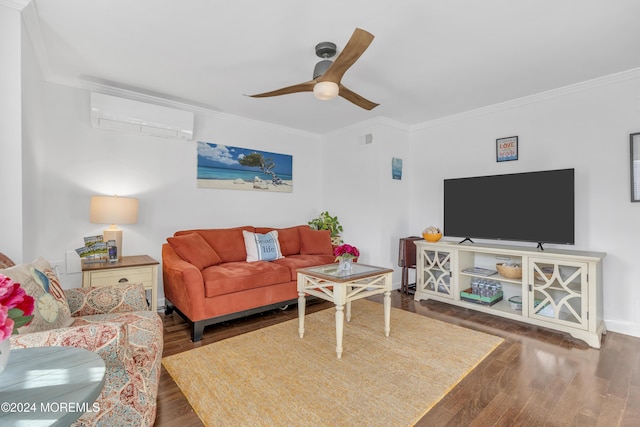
[422,233,442,242]
[496,263,522,279]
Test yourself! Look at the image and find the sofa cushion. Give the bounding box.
[243,230,284,262]
[176,226,254,263]
[299,228,333,255]
[0,257,74,334]
[168,232,222,269]
[273,255,337,281]
[256,226,304,256]
[202,261,291,297]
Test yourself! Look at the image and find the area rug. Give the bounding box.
[162,299,504,427]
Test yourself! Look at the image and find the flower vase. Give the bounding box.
[338,257,353,271]
[0,338,10,374]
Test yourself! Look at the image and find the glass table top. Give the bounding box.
[298,263,392,282]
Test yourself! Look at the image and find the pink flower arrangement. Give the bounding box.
[0,274,35,341]
[334,243,360,260]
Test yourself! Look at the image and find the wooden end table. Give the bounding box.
[81,255,159,311]
[297,263,393,359]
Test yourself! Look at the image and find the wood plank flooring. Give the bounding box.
[155,292,640,426]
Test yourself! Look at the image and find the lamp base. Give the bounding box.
[103,227,123,261]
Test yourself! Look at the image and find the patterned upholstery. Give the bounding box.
[0,252,15,269]
[10,283,163,427]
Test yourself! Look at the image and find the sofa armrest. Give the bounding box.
[65,283,149,316]
[162,243,206,321]
[10,321,128,369]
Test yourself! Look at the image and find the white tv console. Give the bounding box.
[414,240,606,348]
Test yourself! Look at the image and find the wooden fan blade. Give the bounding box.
[338,84,379,110]
[318,28,374,84]
[247,80,315,98]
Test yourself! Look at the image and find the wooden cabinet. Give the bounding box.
[82,255,159,311]
[416,249,453,299]
[414,241,606,348]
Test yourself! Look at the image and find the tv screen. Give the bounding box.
[444,168,575,245]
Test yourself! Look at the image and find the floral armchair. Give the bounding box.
[3,254,163,427]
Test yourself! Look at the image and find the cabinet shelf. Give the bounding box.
[460,271,522,285]
[414,240,606,348]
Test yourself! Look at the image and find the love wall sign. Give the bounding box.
[496,136,518,162]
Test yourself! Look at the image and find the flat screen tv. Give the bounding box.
[444,168,575,246]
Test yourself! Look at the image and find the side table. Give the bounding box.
[297,263,393,359]
[82,255,159,311]
[0,346,106,426]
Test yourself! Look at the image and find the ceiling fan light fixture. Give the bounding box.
[313,81,339,100]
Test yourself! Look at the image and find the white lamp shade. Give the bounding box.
[90,196,139,225]
[313,81,339,100]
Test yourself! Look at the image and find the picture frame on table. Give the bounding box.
[496,136,518,162]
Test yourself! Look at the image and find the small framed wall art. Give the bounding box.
[392,157,402,180]
[496,136,518,162]
[631,132,640,202]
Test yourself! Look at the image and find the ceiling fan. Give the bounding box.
[248,28,379,110]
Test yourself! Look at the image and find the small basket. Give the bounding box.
[496,263,522,279]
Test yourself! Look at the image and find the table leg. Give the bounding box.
[346,300,352,322]
[384,290,391,337]
[298,292,306,338]
[335,304,345,359]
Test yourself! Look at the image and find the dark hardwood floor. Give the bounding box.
[155,293,640,426]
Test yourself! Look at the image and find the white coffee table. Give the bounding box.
[297,263,393,359]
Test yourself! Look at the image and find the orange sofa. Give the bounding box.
[162,225,336,341]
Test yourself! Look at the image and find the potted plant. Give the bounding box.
[308,211,343,245]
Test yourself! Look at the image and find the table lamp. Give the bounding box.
[90,195,139,260]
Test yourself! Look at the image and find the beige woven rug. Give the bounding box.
[163,299,503,427]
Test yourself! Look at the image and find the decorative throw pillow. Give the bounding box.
[0,252,15,269]
[65,283,149,316]
[242,230,284,262]
[167,232,223,270]
[299,228,333,255]
[0,257,74,334]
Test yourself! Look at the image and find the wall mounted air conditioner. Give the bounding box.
[90,92,194,140]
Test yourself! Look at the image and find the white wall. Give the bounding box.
[0,5,23,262]
[322,120,411,283]
[20,35,324,304]
[408,75,640,337]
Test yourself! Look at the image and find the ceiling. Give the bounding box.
[21,0,640,134]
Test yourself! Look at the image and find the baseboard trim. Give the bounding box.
[604,319,640,339]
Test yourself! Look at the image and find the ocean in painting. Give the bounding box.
[197,142,293,192]
[197,166,292,182]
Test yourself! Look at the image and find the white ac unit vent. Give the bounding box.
[90,92,194,140]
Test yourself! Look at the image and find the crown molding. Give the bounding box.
[0,0,30,10]
[410,67,640,131]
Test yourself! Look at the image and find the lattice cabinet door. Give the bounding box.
[527,258,588,329]
[417,249,453,299]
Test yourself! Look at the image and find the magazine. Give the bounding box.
[462,267,497,276]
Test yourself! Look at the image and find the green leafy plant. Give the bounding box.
[308,211,343,239]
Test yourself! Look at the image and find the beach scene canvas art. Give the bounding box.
[197,142,293,192]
